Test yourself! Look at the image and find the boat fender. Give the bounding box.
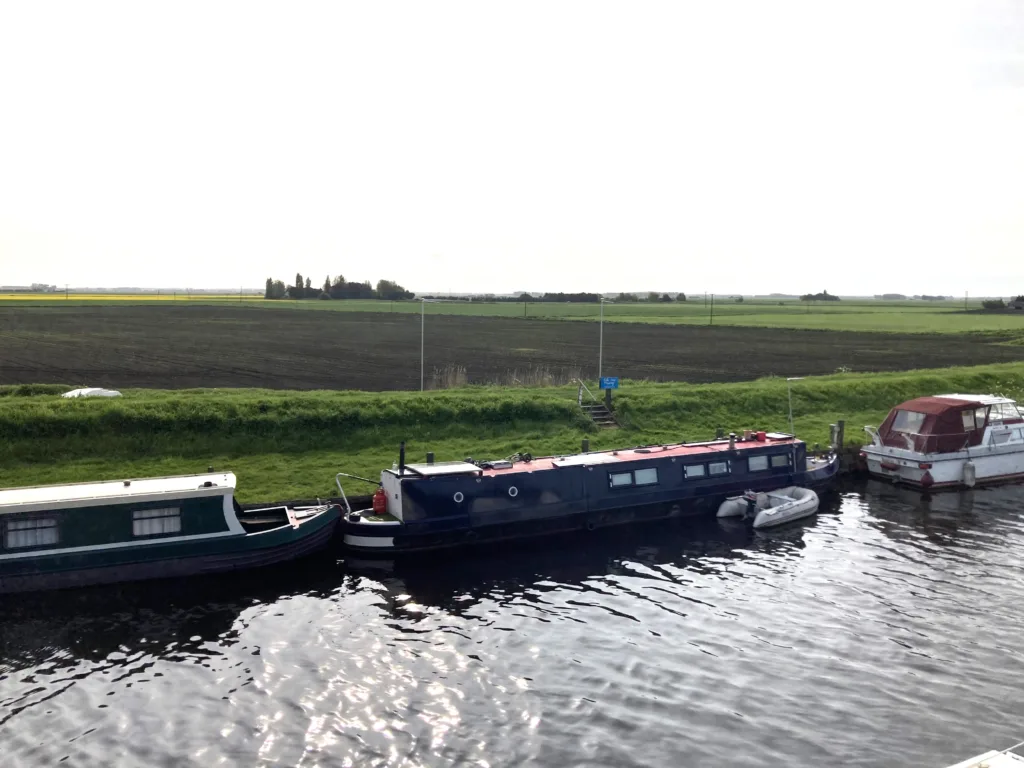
[920,470,934,490]
[963,461,976,488]
[372,487,388,514]
[586,519,596,531]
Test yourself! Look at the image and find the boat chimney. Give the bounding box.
[728,432,736,450]
[399,441,406,475]
[426,451,435,465]
[582,438,590,453]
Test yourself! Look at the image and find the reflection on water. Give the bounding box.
[2,480,1024,766]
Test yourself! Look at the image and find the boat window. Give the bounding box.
[770,454,791,468]
[975,407,988,428]
[608,472,634,488]
[683,464,706,479]
[133,507,182,537]
[4,517,59,549]
[708,461,730,476]
[989,402,1020,421]
[634,468,659,486]
[748,455,769,472]
[892,410,926,434]
[962,408,987,430]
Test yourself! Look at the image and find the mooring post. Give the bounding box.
[582,438,590,453]
[836,420,845,459]
[604,387,612,409]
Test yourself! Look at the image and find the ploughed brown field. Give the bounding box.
[1,304,1021,390]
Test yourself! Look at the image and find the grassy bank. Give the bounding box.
[2,363,1023,502]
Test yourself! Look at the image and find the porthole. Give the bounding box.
[508,486,518,498]
[454,492,464,503]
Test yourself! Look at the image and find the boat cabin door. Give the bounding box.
[961,406,989,447]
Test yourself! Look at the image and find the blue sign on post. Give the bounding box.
[600,377,619,390]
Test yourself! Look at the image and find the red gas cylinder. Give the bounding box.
[372,487,388,514]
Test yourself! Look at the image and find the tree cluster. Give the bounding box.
[800,290,840,302]
[264,274,413,301]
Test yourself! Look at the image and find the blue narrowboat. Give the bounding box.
[0,472,341,594]
[337,432,840,554]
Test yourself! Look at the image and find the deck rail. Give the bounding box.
[576,379,600,406]
[334,472,380,515]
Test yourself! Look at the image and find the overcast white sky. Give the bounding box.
[1,1,1023,295]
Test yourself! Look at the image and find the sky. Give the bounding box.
[1,1,1023,296]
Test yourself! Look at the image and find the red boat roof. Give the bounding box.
[480,436,800,477]
[894,396,981,415]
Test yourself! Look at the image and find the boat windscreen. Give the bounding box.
[891,410,926,434]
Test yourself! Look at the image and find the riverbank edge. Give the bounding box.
[2,362,1023,502]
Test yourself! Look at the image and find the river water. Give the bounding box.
[2,479,1023,766]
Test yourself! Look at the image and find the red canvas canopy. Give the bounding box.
[878,396,990,453]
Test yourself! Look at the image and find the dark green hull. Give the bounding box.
[0,506,340,594]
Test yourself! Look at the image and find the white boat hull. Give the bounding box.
[862,443,1024,489]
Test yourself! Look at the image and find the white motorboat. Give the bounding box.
[862,394,1024,490]
[944,741,1024,767]
[716,485,819,528]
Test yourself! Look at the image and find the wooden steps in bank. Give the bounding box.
[580,402,618,428]
[576,380,619,429]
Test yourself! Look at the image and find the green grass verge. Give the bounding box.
[3,363,1024,502]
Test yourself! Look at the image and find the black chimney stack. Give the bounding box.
[399,441,406,475]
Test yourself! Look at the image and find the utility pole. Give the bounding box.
[420,298,425,392]
[598,298,605,380]
[787,377,804,434]
[709,294,715,325]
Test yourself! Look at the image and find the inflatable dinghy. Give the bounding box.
[716,486,819,529]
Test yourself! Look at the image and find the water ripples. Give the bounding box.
[3,479,1024,766]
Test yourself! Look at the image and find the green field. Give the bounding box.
[3,363,1023,502]
[5,294,1024,334]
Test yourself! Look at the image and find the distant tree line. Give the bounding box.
[800,290,840,302]
[264,273,413,301]
[614,292,686,302]
[421,292,603,303]
[419,292,688,303]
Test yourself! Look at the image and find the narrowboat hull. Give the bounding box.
[341,452,839,555]
[0,504,340,594]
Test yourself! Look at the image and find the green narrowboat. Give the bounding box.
[0,472,340,594]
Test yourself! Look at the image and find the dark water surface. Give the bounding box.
[3,479,1024,766]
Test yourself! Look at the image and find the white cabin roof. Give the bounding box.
[395,461,481,477]
[0,472,236,512]
[935,394,1016,406]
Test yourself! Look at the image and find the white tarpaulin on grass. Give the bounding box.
[61,388,122,398]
